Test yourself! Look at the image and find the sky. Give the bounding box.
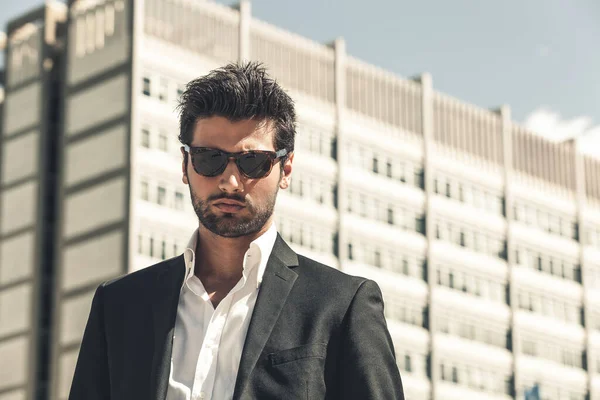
[1,0,599,154]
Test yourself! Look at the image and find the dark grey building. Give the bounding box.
[0,3,66,400]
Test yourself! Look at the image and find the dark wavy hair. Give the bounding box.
[176,61,296,166]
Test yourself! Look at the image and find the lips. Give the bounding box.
[213,200,245,213]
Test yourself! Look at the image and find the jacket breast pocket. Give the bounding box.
[264,343,328,400]
[268,343,327,366]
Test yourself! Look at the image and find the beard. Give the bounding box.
[188,179,279,238]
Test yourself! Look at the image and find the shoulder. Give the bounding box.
[99,255,184,298]
[295,254,377,298]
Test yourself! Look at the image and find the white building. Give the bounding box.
[0,1,599,400]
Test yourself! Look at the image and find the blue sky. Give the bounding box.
[2,0,599,151]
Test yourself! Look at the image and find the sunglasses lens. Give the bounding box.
[239,152,272,179]
[193,149,227,176]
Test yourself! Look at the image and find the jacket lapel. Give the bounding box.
[149,256,186,400]
[232,235,299,400]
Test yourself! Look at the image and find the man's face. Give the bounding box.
[182,116,293,238]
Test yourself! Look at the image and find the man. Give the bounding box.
[69,62,404,400]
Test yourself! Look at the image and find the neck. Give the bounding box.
[194,220,273,281]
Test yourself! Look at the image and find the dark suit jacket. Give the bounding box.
[69,235,404,400]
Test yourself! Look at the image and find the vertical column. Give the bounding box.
[128,0,145,272]
[333,37,346,271]
[419,72,436,399]
[238,0,250,62]
[574,139,593,400]
[500,105,519,397]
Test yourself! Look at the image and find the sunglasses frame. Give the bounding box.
[182,144,288,179]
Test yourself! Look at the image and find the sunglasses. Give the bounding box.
[183,145,288,179]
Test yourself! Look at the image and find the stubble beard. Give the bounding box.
[188,183,279,238]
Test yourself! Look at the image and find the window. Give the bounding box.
[459,232,466,247]
[140,180,149,201]
[161,240,166,260]
[372,157,378,174]
[348,243,353,260]
[387,208,394,225]
[105,4,115,36]
[440,363,446,380]
[402,259,409,275]
[415,216,425,234]
[177,84,184,99]
[158,132,168,151]
[174,191,184,210]
[159,78,168,102]
[137,234,143,254]
[445,182,451,198]
[404,355,412,372]
[452,366,458,383]
[157,185,166,206]
[359,194,367,217]
[149,237,154,257]
[141,128,150,147]
[414,169,424,189]
[143,77,151,96]
[374,251,381,268]
[386,161,392,178]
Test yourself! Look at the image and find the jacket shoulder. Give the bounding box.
[100,255,184,295]
[295,254,370,293]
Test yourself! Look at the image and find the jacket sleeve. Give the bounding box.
[68,284,111,400]
[338,279,405,400]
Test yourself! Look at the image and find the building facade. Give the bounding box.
[0,1,600,400]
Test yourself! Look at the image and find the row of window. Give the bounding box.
[383,294,426,328]
[517,290,581,325]
[437,314,507,349]
[141,126,177,154]
[139,179,187,211]
[513,200,578,240]
[347,194,414,229]
[520,385,584,400]
[434,174,504,215]
[287,174,336,208]
[346,190,426,232]
[142,74,185,105]
[347,242,426,280]
[435,220,506,259]
[295,124,336,159]
[345,143,425,188]
[514,246,581,282]
[276,217,336,255]
[521,336,583,369]
[137,234,183,260]
[393,348,427,378]
[436,265,506,304]
[439,361,512,395]
[73,1,122,58]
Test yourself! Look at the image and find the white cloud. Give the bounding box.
[523,108,600,157]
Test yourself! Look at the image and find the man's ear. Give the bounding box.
[181,147,189,185]
[279,151,294,189]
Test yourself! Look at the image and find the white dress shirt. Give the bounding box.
[165,223,278,400]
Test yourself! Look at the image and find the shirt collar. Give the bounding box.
[182,222,278,291]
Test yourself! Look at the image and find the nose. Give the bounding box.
[218,158,244,193]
